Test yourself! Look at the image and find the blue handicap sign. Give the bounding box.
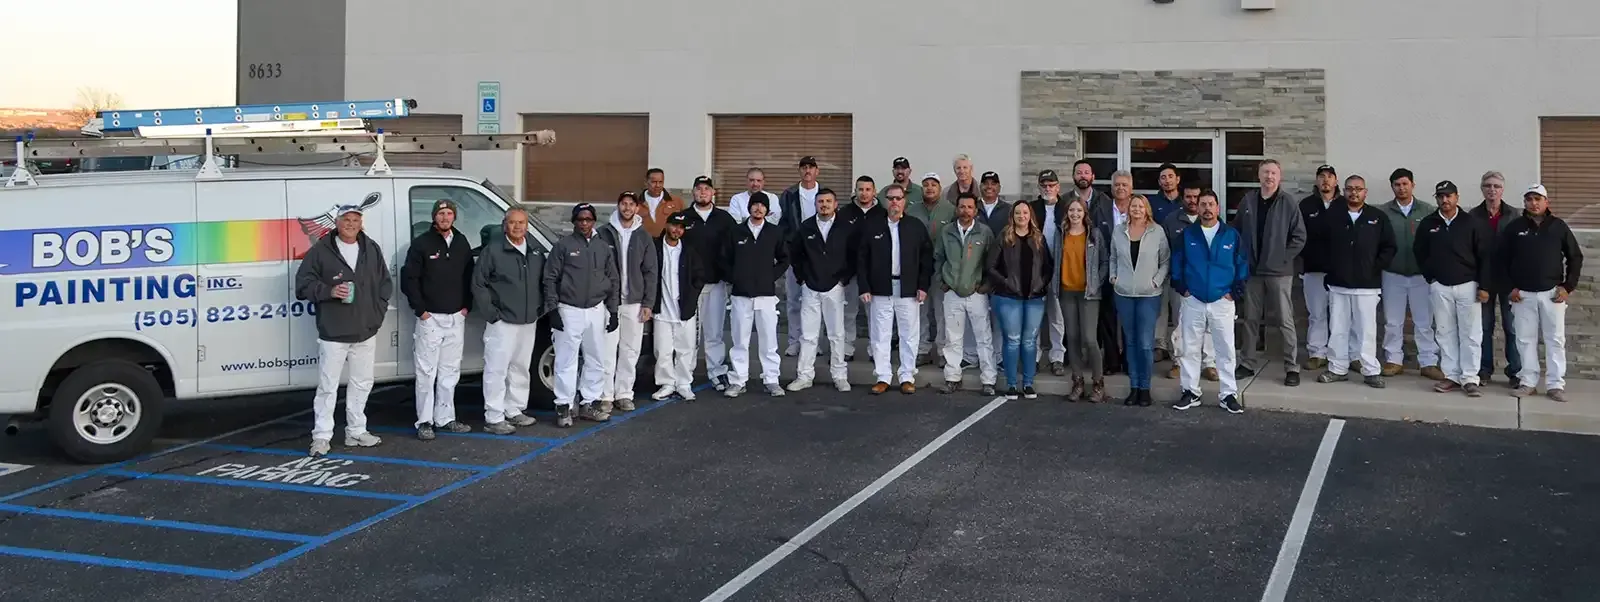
[482,98,497,113]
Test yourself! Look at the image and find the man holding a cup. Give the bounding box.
[295,204,394,457]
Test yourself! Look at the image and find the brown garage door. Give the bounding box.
[1540,117,1600,229]
[712,115,853,205]
[522,114,649,204]
[377,114,463,169]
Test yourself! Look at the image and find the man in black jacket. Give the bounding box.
[778,156,823,356]
[721,193,789,398]
[400,199,475,441]
[1315,175,1395,389]
[651,213,706,402]
[472,207,545,434]
[1414,181,1493,397]
[678,176,739,390]
[858,184,934,394]
[1469,170,1520,384]
[786,188,856,393]
[838,176,886,360]
[295,205,394,456]
[1299,165,1347,371]
[1502,184,1584,402]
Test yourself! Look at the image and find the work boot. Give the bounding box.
[1051,361,1066,376]
[596,398,615,415]
[416,424,436,441]
[1167,364,1180,379]
[1088,378,1107,403]
[438,421,471,433]
[871,382,891,395]
[556,405,575,428]
[1364,375,1386,388]
[939,380,959,394]
[1317,371,1347,383]
[1202,367,1219,382]
[1381,362,1404,377]
[1068,376,1085,402]
[483,421,516,435]
[981,384,997,396]
[1305,357,1328,371]
[1513,385,1535,398]
[506,413,537,427]
[579,403,611,422]
[615,398,636,412]
[1420,365,1446,381]
[1548,388,1567,402]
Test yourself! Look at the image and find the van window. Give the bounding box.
[409,185,508,251]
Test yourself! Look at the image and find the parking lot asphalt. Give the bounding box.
[2,374,1599,601]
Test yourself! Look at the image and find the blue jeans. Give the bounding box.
[1480,290,1521,378]
[992,295,1046,388]
[1114,294,1163,389]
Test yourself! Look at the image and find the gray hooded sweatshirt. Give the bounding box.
[598,211,659,308]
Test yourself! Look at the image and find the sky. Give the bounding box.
[2,0,237,109]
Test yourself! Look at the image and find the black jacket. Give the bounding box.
[1413,210,1492,287]
[721,220,790,297]
[791,216,856,293]
[401,227,474,317]
[1500,211,1583,294]
[985,236,1055,299]
[838,200,886,284]
[1468,202,1518,293]
[675,205,738,283]
[1319,204,1396,290]
[856,216,934,297]
[778,184,812,238]
[1027,197,1068,234]
[1298,192,1342,274]
[653,237,706,320]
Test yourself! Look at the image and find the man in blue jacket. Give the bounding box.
[1170,190,1250,414]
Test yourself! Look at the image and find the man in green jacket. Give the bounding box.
[933,194,997,395]
[907,172,956,364]
[1377,168,1443,380]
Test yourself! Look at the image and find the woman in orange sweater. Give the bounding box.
[1058,199,1109,401]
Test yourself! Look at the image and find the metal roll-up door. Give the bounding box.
[522,114,650,204]
[378,114,463,169]
[712,115,853,206]
[1540,117,1600,229]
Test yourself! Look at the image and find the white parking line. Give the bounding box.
[698,396,1009,602]
[0,463,32,478]
[1261,418,1346,602]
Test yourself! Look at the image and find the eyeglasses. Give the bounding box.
[886,195,905,201]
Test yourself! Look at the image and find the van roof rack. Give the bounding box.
[3,97,555,188]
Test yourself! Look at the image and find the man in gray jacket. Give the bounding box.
[596,191,658,414]
[472,206,546,435]
[294,205,393,457]
[1232,159,1307,386]
[544,203,620,427]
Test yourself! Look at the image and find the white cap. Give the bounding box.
[921,172,942,183]
[1524,183,1548,198]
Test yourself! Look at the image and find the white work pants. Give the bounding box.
[942,290,997,385]
[797,284,849,383]
[699,282,731,379]
[870,282,921,384]
[730,295,782,387]
[785,269,806,353]
[1179,295,1238,397]
[843,280,863,358]
[601,303,646,401]
[653,317,699,389]
[1044,291,1066,363]
[483,320,539,423]
[919,273,945,356]
[1382,272,1437,366]
[1512,288,1568,390]
[554,303,608,407]
[1430,281,1484,385]
[312,335,376,441]
[1328,289,1382,377]
[412,312,465,428]
[1168,286,1216,369]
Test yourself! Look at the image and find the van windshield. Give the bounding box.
[481,178,558,245]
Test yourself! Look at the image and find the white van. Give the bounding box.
[0,167,562,463]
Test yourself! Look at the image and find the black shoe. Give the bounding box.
[1284,371,1300,387]
[1236,366,1257,379]
[1004,387,1020,400]
[1173,390,1202,410]
[1123,390,1139,406]
[416,423,436,441]
[981,384,997,396]
[1022,386,1037,399]
[1364,375,1386,389]
[1221,394,1244,414]
[1137,388,1153,407]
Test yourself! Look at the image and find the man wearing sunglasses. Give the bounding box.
[543,203,620,427]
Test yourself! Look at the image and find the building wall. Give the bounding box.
[236,0,346,104]
[332,0,1598,202]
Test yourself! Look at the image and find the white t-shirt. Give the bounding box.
[887,218,901,277]
[817,216,834,241]
[748,219,765,239]
[510,237,527,255]
[337,238,360,269]
[1043,203,1059,251]
[799,183,819,221]
[1201,223,1219,245]
[659,241,683,322]
[1398,201,1413,216]
[695,205,712,221]
[645,192,664,217]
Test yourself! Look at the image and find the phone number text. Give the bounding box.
[133,302,318,331]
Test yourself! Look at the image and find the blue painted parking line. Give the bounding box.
[361,424,564,444]
[0,545,243,580]
[194,443,495,472]
[101,469,421,502]
[0,502,317,543]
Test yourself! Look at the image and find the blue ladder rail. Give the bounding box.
[100,98,416,131]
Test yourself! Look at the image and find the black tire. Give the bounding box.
[48,360,165,464]
[529,329,557,412]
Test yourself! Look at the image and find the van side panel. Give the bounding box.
[0,182,199,411]
[193,181,294,392]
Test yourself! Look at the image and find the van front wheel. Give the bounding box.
[48,360,164,464]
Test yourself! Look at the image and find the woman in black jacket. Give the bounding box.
[985,202,1055,400]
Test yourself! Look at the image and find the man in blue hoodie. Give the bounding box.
[1170,190,1250,414]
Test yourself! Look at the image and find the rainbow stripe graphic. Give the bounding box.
[0,219,325,276]
[169,220,317,265]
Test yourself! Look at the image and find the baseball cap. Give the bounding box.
[1038,169,1059,183]
[571,203,598,222]
[1433,180,1458,196]
[617,190,638,203]
[980,171,1000,183]
[921,171,941,183]
[1524,183,1549,198]
[798,156,818,168]
[693,175,715,188]
[336,205,365,217]
[431,199,457,217]
[892,157,911,169]
[1316,164,1337,176]
[666,213,689,227]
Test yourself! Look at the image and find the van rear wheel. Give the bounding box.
[48,360,164,464]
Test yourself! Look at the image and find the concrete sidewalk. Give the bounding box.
[759,352,1600,436]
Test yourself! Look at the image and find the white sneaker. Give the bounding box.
[724,385,744,398]
[835,380,851,392]
[675,385,696,401]
[343,432,381,447]
[786,378,813,392]
[308,439,331,457]
[652,385,676,400]
[767,383,786,397]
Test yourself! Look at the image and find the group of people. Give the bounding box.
[290,153,1583,457]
